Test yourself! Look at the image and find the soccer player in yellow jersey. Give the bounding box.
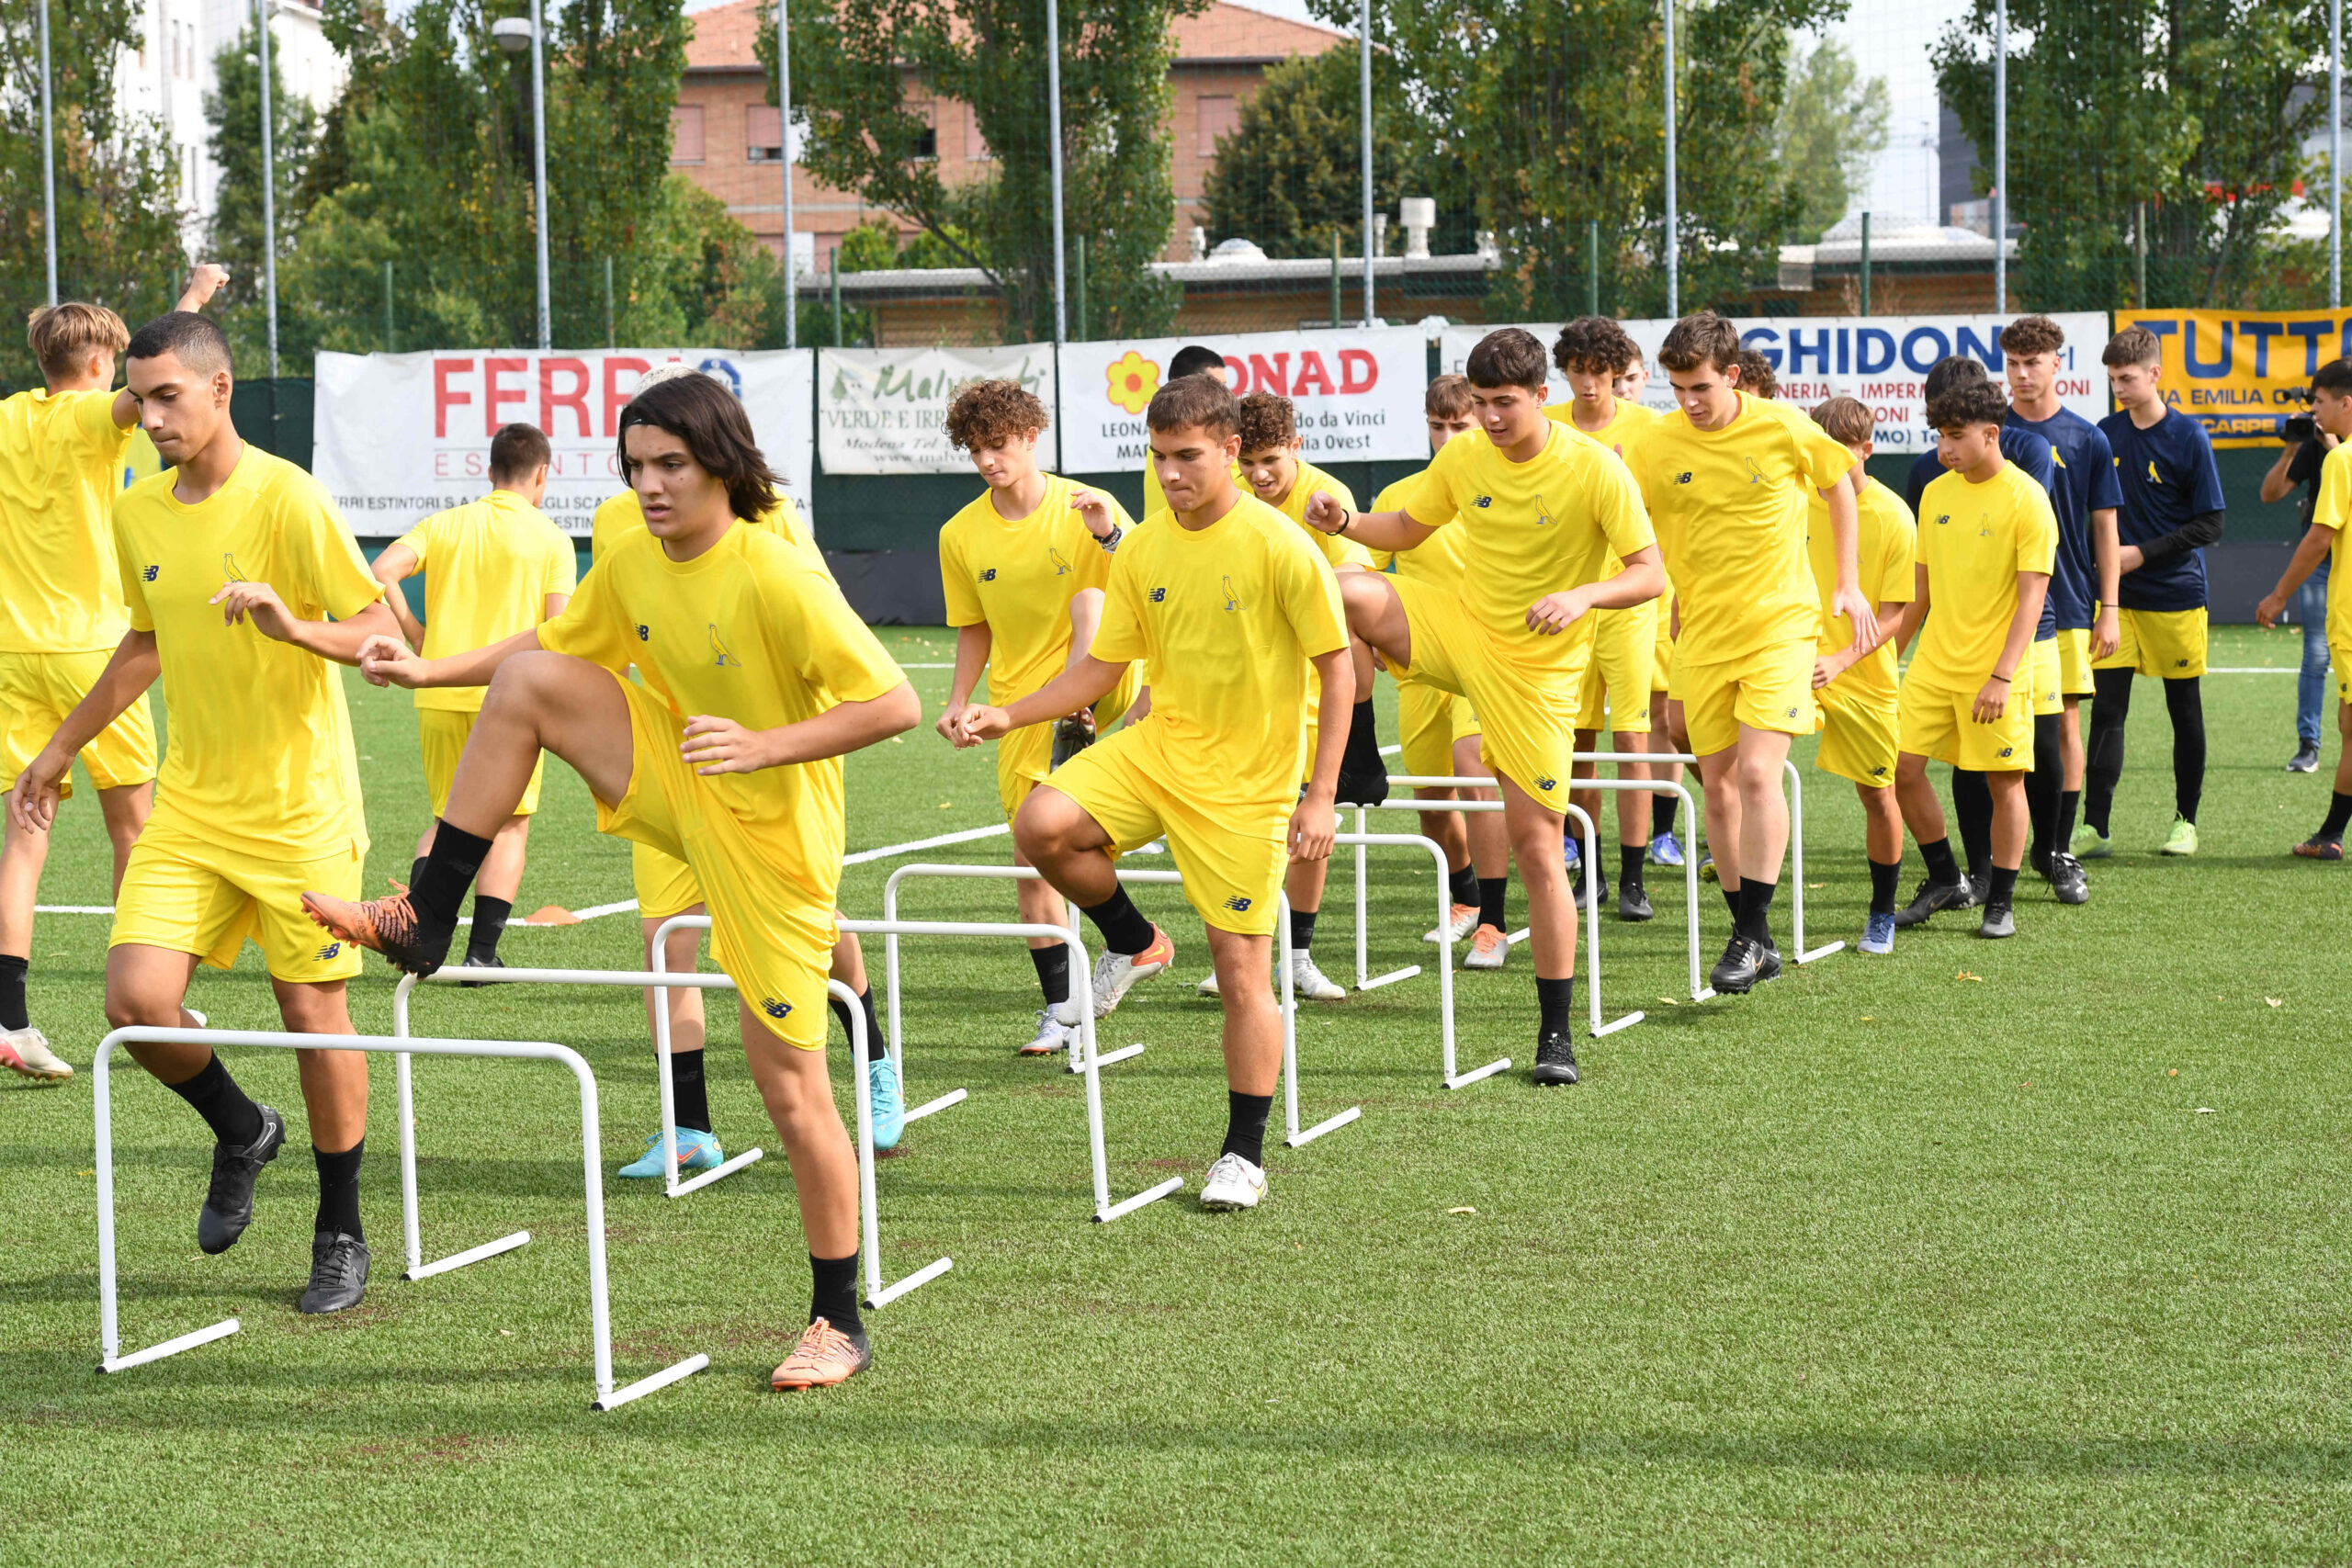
[951,374,1351,1213]
[2257,356,2352,857]
[0,267,223,1081]
[936,378,1135,1055]
[1802,398,1917,955]
[371,423,574,973]
[310,373,920,1390]
[1629,311,1873,994]
[1896,378,2056,940]
[1547,318,1664,920]
[1606,345,1696,874]
[8,310,401,1314]
[1306,328,1664,1089]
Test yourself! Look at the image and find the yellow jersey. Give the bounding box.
[0,387,137,652]
[1910,461,2059,693]
[2310,441,2352,653]
[1544,398,1662,467]
[1091,494,1348,805]
[112,447,383,858]
[938,473,1127,708]
[1807,475,1916,704]
[1266,458,1374,571]
[1406,422,1657,674]
[590,489,829,577]
[540,524,904,910]
[1370,470,1471,592]
[1628,392,1857,668]
[393,488,577,713]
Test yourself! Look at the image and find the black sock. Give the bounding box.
[858,987,883,1063]
[409,855,428,893]
[1920,836,1962,886]
[1720,884,1740,921]
[2058,788,2081,849]
[1289,908,1317,953]
[1952,768,1992,882]
[2324,792,2352,839]
[1619,843,1645,892]
[312,1138,364,1240]
[0,953,25,1032]
[164,1054,265,1145]
[1448,864,1477,906]
[671,1048,712,1133]
[1655,795,1678,841]
[2165,676,2206,824]
[2085,668,2132,835]
[2028,712,2063,862]
[1342,699,1383,770]
[1869,858,1900,915]
[1476,876,1507,931]
[466,895,513,963]
[1736,879,1776,943]
[1987,864,2019,909]
[1029,943,1070,1007]
[1221,1089,1272,1168]
[809,1249,865,1341]
[1535,974,1576,1035]
[412,821,494,925]
[1079,886,1156,957]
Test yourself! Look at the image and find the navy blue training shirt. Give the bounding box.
[1907,424,2059,636]
[2007,407,2120,632]
[2098,407,2226,613]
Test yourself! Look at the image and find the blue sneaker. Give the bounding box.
[1562,835,1582,872]
[866,1055,905,1152]
[1860,910,1896,954]
[1648,830,1685,868]
[617,1126,724,1179]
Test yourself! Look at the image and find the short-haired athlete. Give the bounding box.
[2256,356,2352,858]
[936,377,1136,1055]
[0,266,225,1081]
[308,373,922,1390]
[952,373,1353,1211]
[2080,325,2224,860]
[371,422,574,974]
[1307,327,1664,1087]
[8,310,403,1313]
[1628,311,1873,993]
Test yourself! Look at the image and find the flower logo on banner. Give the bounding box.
[1105,350,1159,414]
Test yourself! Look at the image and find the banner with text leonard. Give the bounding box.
[2113,310,2352,449]
[313,349,816,538]
[1440,314,2109,456]
[818,344,1057,474]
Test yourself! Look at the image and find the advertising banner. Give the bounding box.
[2113,309,2352,447]
[1057,328,1430,472]
[817,344,1057,474]
[313,348,815,538]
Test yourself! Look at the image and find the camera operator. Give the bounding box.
[2263,392,2337,772]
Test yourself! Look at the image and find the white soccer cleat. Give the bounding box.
[1088,925,1174,1019]
[1198,1151,1266,1212]
[1018,1010,1074,1055]
[1288,952,1347,1001]
[184,1008,207,1028]
[1463,924,1508,971]
[0,1026,72,1080]
[1424,903,1479,944]
[1194,971,1220,998]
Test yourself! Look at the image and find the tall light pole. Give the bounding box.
[1046,0,1067,344]
[1661,0,1678,318]
[777,0,796,349]
[530,0,551,350]
[1993,0,2007,313]
[2333,0,2342,310]
[38,0,58,305]
[1359,0,1374,327]
[256,0,280,376]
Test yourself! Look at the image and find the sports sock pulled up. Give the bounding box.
[1654,795,1679,842]
[313,1138,364,1240]
[164,1052,265,1146]
[1221,1089,1272,1168]
[1288,908,1318,953]
[2323,791,2352,840]
[2027,713,2063,861]
[2057,788,2081,849]
[0,953,26,1032]
[1868,858,1900,916]
[809,1250,865,1341]
[1080,886,1156,957]
[1535,975,1576,1036]
[671,1047,713,1134]
[1919,836,1962,887]
[2084,668,2133,834]
[1951,768,1993,882]
[1476,876,1507,932]
[411,821,494,926]
[1986,865,2020,909]
[1029,943,1070,1007]
[825,987,886,1063]
[1619,843,1645,892]
[1735,879,1777,943]
[2165,676,2206,824]
[1447,865,1477,907]
[466,895,513,964]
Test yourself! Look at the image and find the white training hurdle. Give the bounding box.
[90,1025,707,1411]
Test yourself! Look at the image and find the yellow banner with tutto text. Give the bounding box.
[2114,310,2352,448]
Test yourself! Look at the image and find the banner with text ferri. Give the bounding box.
[1057,329,1429,472]
[2114,309,2352,447]
[313,348,815,538]
[1439,314,2110,456]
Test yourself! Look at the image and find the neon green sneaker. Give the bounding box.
[2070,823,2112,860]
[2159,815,2199,856]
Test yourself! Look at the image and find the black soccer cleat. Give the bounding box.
[1755,935,1783,984]
[457,953,503,989]
[1531,1030,1579,1086]
[2050,852,2089,905]
[198,1104,285,1256]
[1709,934,1770,994]
[299,1231,370,1314]
[1334,754,1390,809]
[1050,712,1097,770]
[1892,877,1973,930]
[1617,883,1654,922]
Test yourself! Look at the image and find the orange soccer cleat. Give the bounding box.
[300,887,454,976]
[771,1318,871,1390]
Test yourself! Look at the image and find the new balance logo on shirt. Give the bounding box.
[141,565,159,581]
[1149,587,1167,603]
[635,624,650,642]
[1674,473,1694,484]
[979,568,999,581]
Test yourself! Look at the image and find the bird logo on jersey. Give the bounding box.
[2147,460,2161,484]
[760,997,793,1020]
[221,553,248,581]
[635,624,650,642]
[1743,456,1768,485]
[1534,495,1557,527]
[979,568,999,582]
[708,626,741,667]
[1221,576,1239,612]
[141,565,159,581]
[1150,586,1167,603]
[1223,896,1253,913]
[1049,547,1071,577]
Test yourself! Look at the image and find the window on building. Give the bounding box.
[908,102,936,161]
[670,104,706,165]
[1197,96,1238,158]
[747,104,783,163]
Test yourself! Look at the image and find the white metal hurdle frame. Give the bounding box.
[91,1025,707,1411]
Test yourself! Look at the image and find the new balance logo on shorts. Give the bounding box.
[314,942,342,961]
[1871,765,1889,777]
[1473,496,1492,507]
[635,624,650,642]
[141,564,159,581]
[1786,706,1800,719]
[760,997,793,1020]
[2175,657,2188,668]
[1223,896,1252,912]
[1534,775,1557,792]
[1934,514,1951,526]
[1998,746,2015,758]
[1673,472,1693,484]
[1149,587,1167,603]
[979,568,998,581]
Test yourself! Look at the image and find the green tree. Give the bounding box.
[1775,38,1887,243]
[204,28,320,371]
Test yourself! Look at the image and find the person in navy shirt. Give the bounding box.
[2082,324,2225,860]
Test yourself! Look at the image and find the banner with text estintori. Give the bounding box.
[313,348,815,539]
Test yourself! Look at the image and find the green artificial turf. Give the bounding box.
[6,624,2351,1563]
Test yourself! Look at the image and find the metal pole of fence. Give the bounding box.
[1074,233,1088,340]
[603,255,615,348]
[1860,209,1871,316]
[777,0,797,350]
[1992,0,2007,313]
[830,245,842,345]
[1329,231,1341,327]
[1046,0,1068,345]
[2334,0,2343,310]
[1661,0,1678,318]
[2134,200,2146,307]
[256,0,280,378]
[38,0,57,305]
[529,0,551,351]
[1359,0,1374,327]
[1587,217,1600,315]
[382,259,394,351]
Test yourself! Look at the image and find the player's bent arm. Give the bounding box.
[1526,547,1665,636]
[1818,595,1916,684]
[1975,572,2049,723]
[290,598,405,665]
[683,681,922,774]
[1821,476,1878,649]
[542,592,570,622]
[1304,490,1437,553]
[2257,524,2338,627]
[363,626,544,690]
[937,623,992,741]
[6,632,162,831]
[994,657,1126,735]
[370,545,427,647]
[2133,508,2224,570]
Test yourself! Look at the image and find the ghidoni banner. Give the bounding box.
[1057,329,1429,472]
[819,344,1057,474]
[1440,314,2110,456]
[313,349,815,538]
[2114,309,2352,448]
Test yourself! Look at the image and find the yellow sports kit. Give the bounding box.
[1630,393,1857,756]
[2094,606,2209,679]
[1806,474,1916,787]
[0,649,156,800]
[1372,472,1480,776]
[2054,626,2096,697]
[109,450,383,981]
[1397,422,1656,799]
[419,708,541,818]
[938,474,1138,818]
[1901,461,2058,772]
[1057,494,1349,937]
[541,524,905,1046]
[2309,441,2352,697]
[2031,636,2063,716]
[1544,400,1664,735]
[1266,459,1370,735]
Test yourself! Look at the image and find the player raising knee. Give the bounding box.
[1306,328,1664,1087]
[951,373,1351,1212]
[310,373,920,1389]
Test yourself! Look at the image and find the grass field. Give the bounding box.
[7,622,2352,1564]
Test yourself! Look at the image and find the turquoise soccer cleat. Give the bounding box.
[867,1055,906,1152]
[617,1126,725,1179]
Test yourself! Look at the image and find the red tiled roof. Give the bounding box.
[685,0,1341,72]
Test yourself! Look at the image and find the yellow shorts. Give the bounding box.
[419,707,544,818]
[2030,636,2062,717]
[1652,621,1675,694]
[1671,639,1815,758]
[993,664,1141,820]
[1574,601,1659,733]
[2335,643,2352,704]
[2095,607,2208,679]
[0,649,157,799]
[2055,627,2095,697]
[1392,575,1587,805]
[1815,685,1898,787]
[632,841,703,922]
[1046,722,1288,937]
[110,819,366,983]
[1898,680,2034,772]
[597,679,833,1048]
[1397,681,1480,778]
